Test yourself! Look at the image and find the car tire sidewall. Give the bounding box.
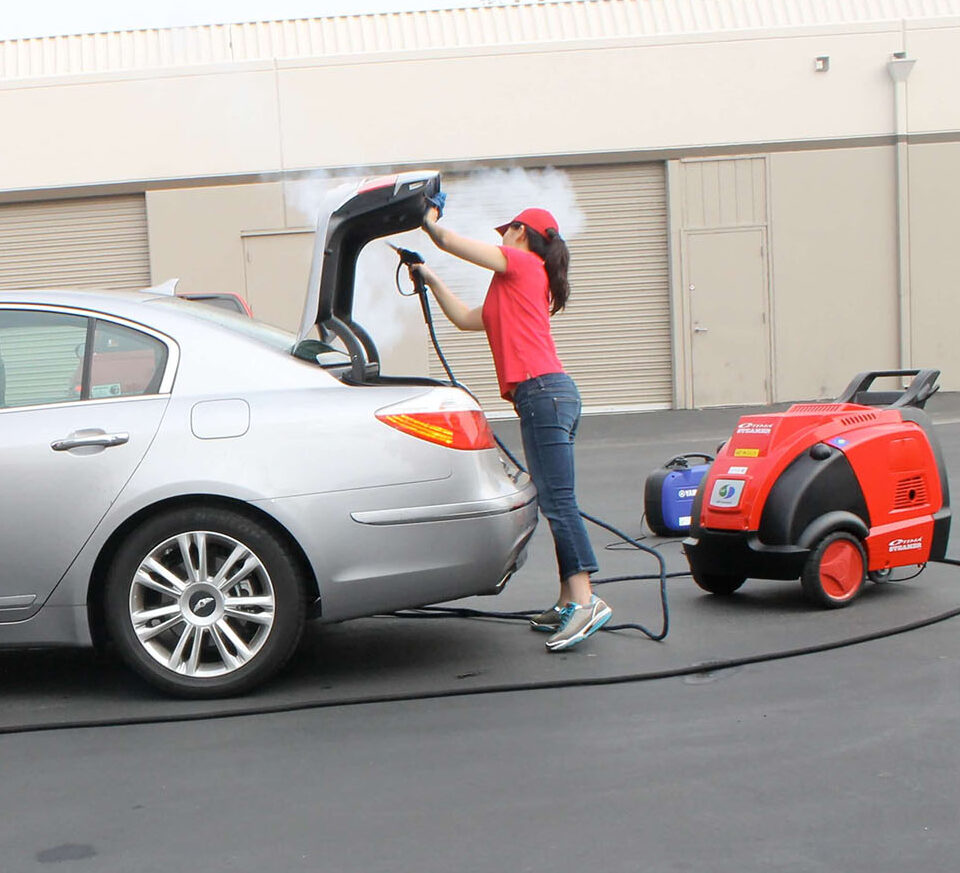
[104,506,306,698]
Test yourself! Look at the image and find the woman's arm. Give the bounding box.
[422,208,508,274]
[411,264,485,331]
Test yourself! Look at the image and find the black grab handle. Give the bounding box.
[836,369,940,410]
[665,453,715,469]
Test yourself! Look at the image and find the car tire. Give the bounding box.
[692,571,746,596]
[800,531,866,609]
[104,506,306,698]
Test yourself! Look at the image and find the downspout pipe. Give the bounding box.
[888,52,917,371]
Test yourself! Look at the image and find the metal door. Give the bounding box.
[686,229,770,407]
[0,196,150,291]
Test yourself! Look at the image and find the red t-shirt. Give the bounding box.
[482,245,564,400]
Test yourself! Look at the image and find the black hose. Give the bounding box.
[4,602,960,736]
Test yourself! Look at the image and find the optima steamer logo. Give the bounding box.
[736,421,773,436]
[889,537,924,553]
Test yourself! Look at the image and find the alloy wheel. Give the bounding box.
[129,530,276,678]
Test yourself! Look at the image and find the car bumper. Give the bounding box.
[262,474,539,622]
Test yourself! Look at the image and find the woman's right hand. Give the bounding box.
[423,206,440,226]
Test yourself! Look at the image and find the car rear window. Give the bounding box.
[147,296,295,354]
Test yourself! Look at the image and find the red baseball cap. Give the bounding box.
[495,207,559,238]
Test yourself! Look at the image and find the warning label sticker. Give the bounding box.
[734,448,760,458]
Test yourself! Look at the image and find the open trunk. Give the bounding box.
[295,171,445,387]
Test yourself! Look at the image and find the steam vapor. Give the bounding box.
[282,165,585,364]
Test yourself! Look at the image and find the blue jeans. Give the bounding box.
[513,373,599,581]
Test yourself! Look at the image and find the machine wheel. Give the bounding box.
[801,531,866,608]
[104,506,306,698]
[869,568,892,584]
[692,571,746,596]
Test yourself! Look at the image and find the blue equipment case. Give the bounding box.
[644,454,713,536]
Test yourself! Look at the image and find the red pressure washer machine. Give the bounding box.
[683,370,951,608]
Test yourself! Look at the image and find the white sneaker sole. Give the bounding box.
[545,606,612,651]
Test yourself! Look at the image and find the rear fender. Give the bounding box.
[797,511,869,550]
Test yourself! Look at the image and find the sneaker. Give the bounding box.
[529,603,573,633]
[545,597,612,651]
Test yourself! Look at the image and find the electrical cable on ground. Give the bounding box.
[4,602,960,737]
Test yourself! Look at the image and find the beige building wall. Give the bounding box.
[766,147,900,401]
[1,67,283,192]
[275,29,903,170]
[1,5,959,405]
[670,145,908,404]
[146,183,285,293]
[2,23,953,193]
[907,23,960,133]
[909,141,960,383]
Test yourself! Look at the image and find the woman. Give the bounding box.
[413,204,611,651]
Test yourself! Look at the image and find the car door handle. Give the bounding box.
[51,432,130,451]
[694,325,709,333]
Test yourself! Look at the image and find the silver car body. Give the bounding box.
[0,288,537,649]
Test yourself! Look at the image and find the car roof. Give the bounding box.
[0,288,247,335]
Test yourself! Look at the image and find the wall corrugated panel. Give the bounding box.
[427,164,671,414]
[0,196,151,291]
[3,0,959,80]
[682,157,767,228]
[0,324,87,407]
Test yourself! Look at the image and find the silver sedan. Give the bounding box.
[0,172,537,697]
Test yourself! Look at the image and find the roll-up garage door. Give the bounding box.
[426,164,671,414]
[0,195,150,291]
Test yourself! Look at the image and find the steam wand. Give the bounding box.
[387,242,458,387]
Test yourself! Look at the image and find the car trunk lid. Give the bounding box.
[296,170,443,385]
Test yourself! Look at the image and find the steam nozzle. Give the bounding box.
[386,242,424,266]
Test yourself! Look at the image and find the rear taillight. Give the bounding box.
[376,391,496,450]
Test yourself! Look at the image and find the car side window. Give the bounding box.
[88,320,168,399]
[0,310,169,409]
[0,310,89,408]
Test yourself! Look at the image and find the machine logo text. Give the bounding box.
[736,422,773,436]
[889,537,924,553]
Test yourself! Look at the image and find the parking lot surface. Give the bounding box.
[3,395,960,871]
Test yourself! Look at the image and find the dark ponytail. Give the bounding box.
[524,225,570,315]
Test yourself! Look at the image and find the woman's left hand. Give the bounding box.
[409,263,439,289]
[423,206,440,226]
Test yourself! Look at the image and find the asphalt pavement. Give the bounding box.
[3,393,960,871]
